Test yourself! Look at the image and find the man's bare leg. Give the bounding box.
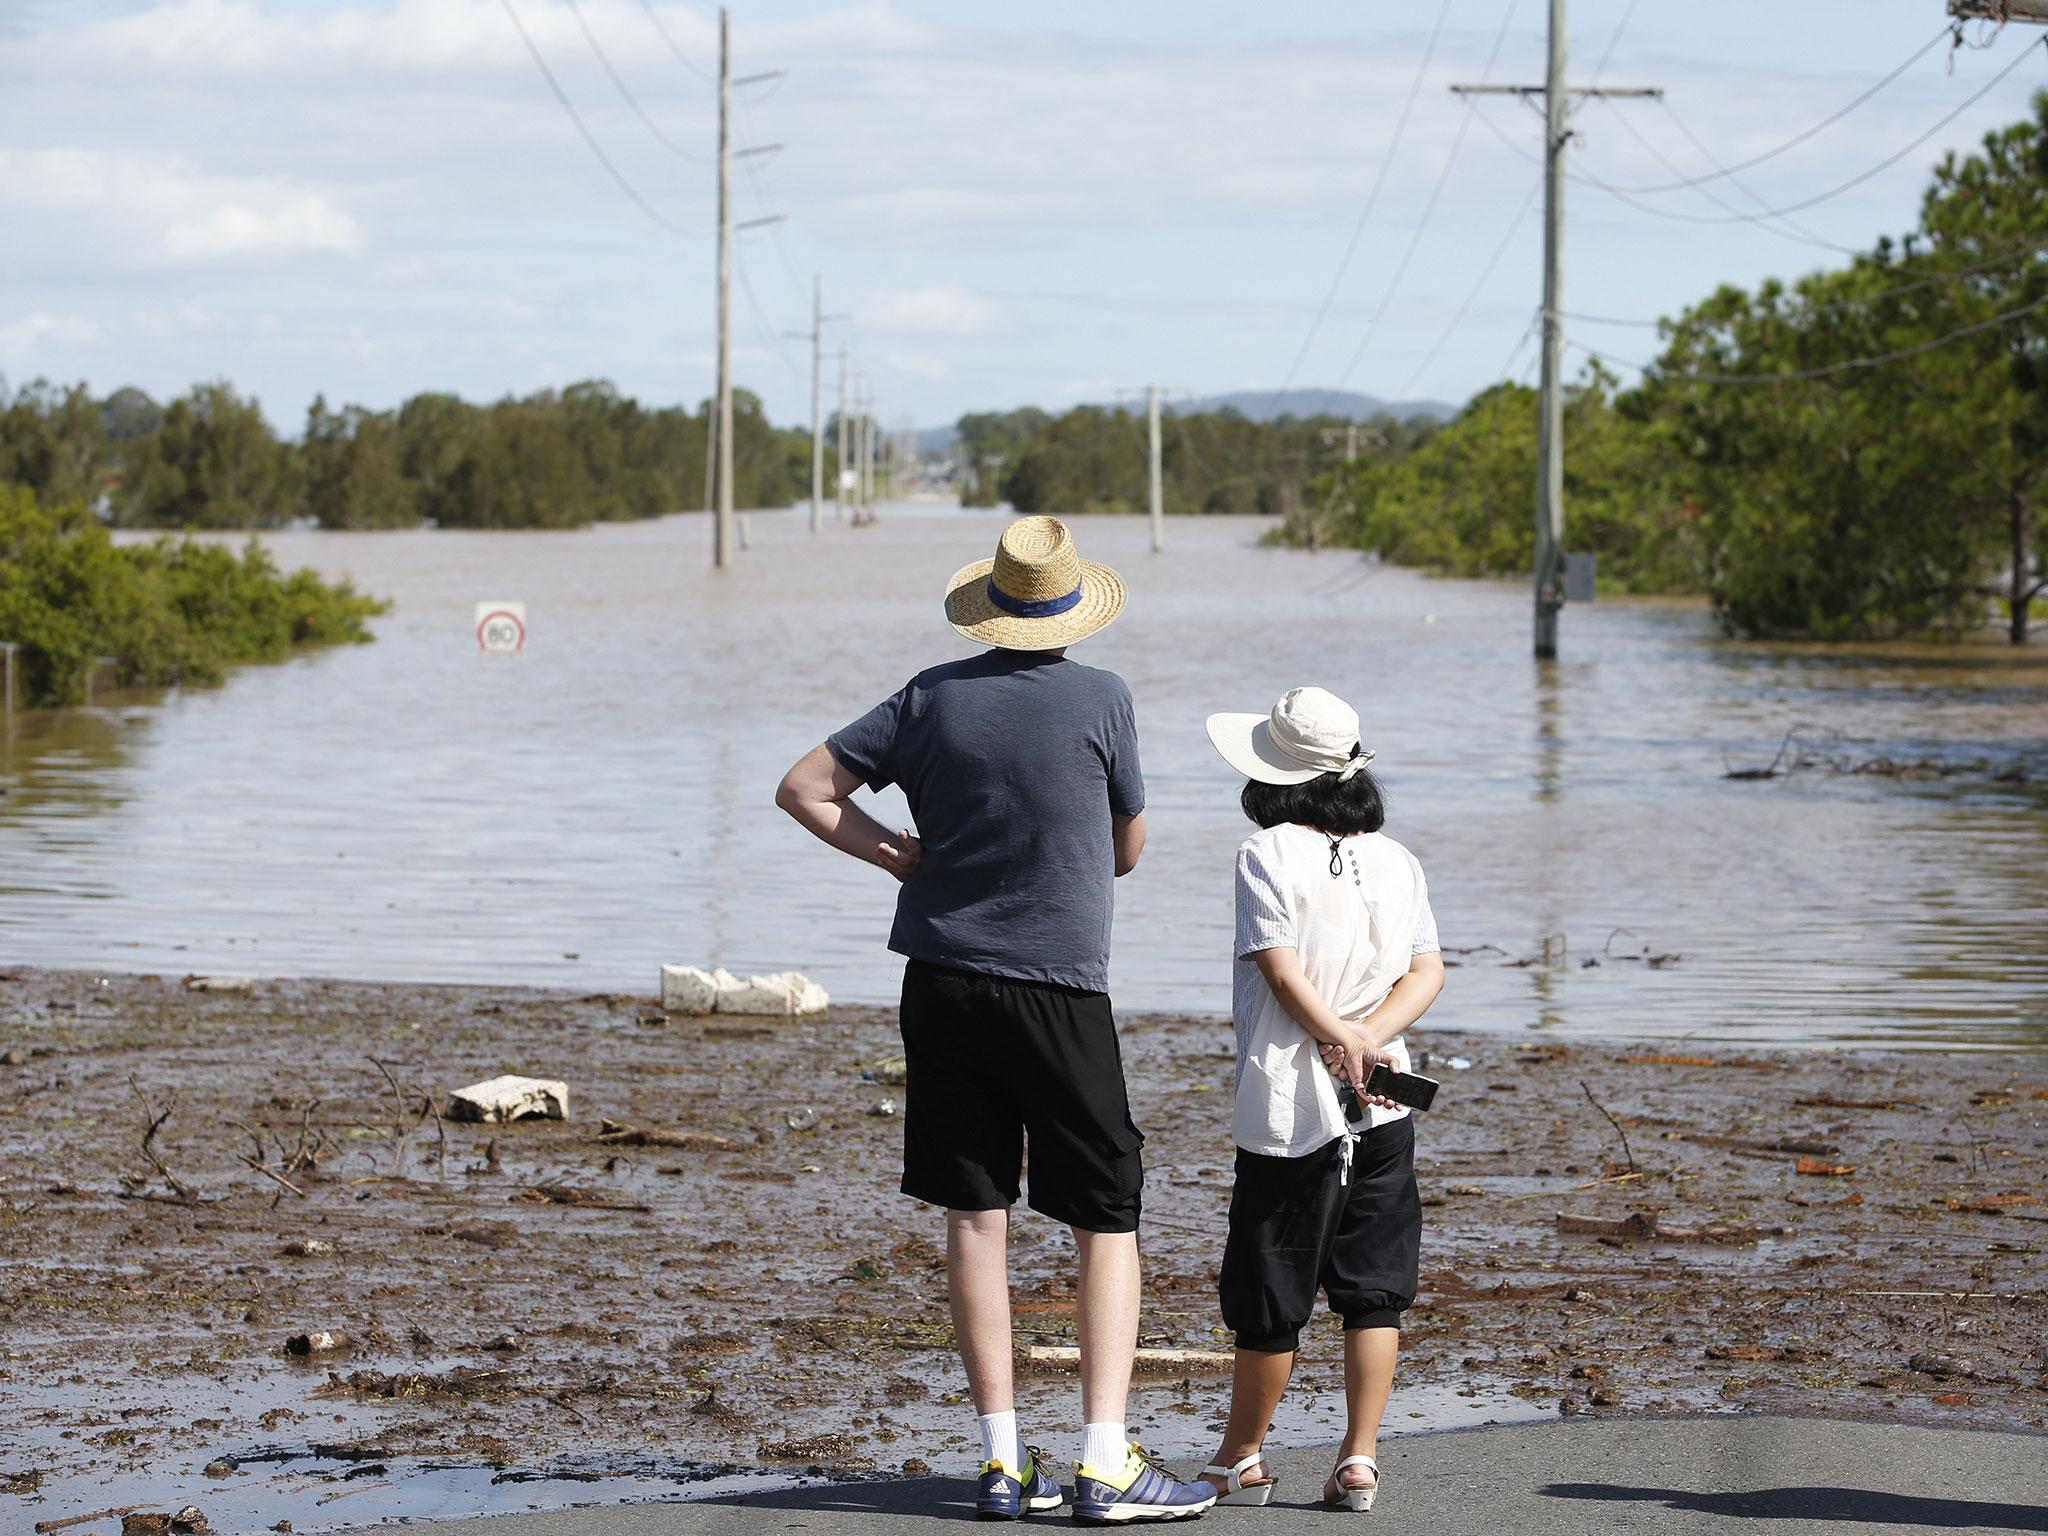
[948,1207,1013,1412]
[1072,1226,1138,1462]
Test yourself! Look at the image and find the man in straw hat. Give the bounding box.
[777,516,1216,1523]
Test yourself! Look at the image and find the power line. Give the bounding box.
[1395,179,1541,398]
[633,0,713,84]
[1310,0,1521,414]
[1574,289,2048,384]
[564,0,707,164]
[1264,0,1458,409]
[1572,35,2046,225]
[1560,230,2048,328]
[496,0,695,237]
[1587,0,1642,86]
[1592,96,1860,255]
[1593,23,1953,195]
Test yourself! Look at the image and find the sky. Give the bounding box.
[2,0,2045,433]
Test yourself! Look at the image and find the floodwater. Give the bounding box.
[1,507,2044,1046]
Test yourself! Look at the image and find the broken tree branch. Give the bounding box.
[1580,1078,1637,1173]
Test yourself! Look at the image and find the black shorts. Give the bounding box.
[1218,1115,1421,1354]
[897,960,1145,1233]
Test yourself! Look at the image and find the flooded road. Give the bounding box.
[2,507,2044,1046]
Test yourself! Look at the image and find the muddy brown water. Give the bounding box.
[1,971,2042,1532]
[1,508,2044,1046]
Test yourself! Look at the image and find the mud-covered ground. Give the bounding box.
[1,969,2043,1532]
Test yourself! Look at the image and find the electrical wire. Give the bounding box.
[563,0,707,164]
[1309,0,1521,415]
[496,0,695,237]
[1587,0,1642,88]
[634,0,713,84]
[1573,289,2048,384]
[1560,231,2048,329]
[735,256,807,389]
[1395,179,1541,398]
[1571,36,2046,225]
[1594,23,1953,195]
[1263,0,1459,411]
[1592,96,1860,255]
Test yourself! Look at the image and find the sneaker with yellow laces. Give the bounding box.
[1071,1442,1217,1524]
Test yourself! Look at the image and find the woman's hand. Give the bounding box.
[1319,1032,1401,1107]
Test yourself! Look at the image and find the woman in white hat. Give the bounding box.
[1195,687,1445,1514]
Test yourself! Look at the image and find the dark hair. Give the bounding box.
[1240,764,1386,835]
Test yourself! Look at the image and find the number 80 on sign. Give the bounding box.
[475,601,527,654]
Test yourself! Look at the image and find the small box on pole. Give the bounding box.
[1564,552,1597,604]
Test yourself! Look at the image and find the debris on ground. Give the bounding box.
[660,965,829,1017]
[446,1075,569,1123]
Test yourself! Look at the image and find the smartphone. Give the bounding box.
[1364,1062,1440,1112]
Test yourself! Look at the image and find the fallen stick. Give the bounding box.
[1021,1345,1233,1374]
[596,1118,747,1152]
[1505,1171,1644,1203]
[128,1076,193,1200]
[239,1155,306,1198]
[34,1505,151,1533]
[1579,1080,1636,1173]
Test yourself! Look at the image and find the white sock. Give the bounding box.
[978,1409,1022,1473]
[1080,1421,1127,1477]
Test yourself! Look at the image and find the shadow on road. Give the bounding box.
[1542,1482,2048,1531]
[708,1476,967,1525]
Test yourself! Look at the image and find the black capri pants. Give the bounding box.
[1218,1115,1421,1354]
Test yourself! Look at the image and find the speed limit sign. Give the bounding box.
[475,601,527,654]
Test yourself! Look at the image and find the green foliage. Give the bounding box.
[0,378,107,506]
[120,381,297,529]
[956,408,1049,506]
[1312,91,2048,642]
[990,404,1423,520]
[0,483,386,708]
[1,378,816,534]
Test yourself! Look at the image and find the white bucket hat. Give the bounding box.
[1206,686,1375,785]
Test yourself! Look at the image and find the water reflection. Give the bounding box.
[0,509,2041,1048]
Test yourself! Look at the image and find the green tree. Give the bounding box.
[1916,89,2048,642]
[120,381,295,528]
[301,397,416,529]
[0,379,106,506]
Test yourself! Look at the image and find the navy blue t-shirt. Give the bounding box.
[827,650,1145,993]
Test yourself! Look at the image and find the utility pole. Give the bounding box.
[713,7,734,570]
[859,390,874,509]
[835,348,849,520]
[796,278,850,535]
[1453,1,1658,658]
[1146,384,1164,554]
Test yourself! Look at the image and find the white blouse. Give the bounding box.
[1231,824,1440,1157]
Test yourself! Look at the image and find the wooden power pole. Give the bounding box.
[713,7,734,570]
[1146,384,1164,554]
[1454,0,1658,658]
[835,348,849,520]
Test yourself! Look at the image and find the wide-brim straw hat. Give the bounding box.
[1207,686,1376,785]
[944,515,1127,650]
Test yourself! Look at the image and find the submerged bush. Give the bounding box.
[0,483,387,707]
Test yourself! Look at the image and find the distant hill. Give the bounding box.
[1178,389,1458,424]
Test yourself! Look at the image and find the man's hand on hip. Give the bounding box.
[877,829,923,882]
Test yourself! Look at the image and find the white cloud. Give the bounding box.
[862,284,1005,338]
[0,147,365,265]
[164,194,366,258]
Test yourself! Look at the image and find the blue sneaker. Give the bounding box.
[977,1445,1066,1521]
[1072,1443,1217,1524]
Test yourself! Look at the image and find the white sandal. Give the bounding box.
[1322,1454,1378,1512]
[1200,1452,1278,1507]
